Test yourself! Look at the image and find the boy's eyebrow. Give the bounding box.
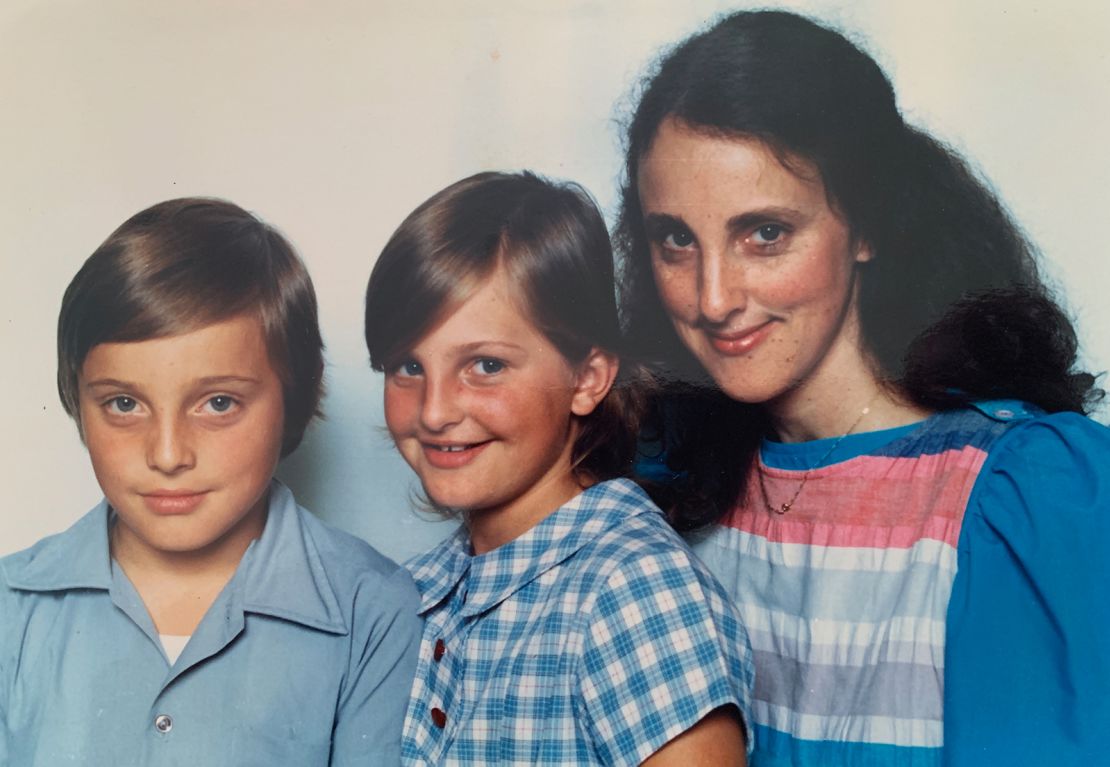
[83,377,136,390]
[195,375,262,386]
[83,375,262,389]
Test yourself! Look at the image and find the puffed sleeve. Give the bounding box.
[576,547,754,766]
[944,412,1110,766]
[329,566,422,767]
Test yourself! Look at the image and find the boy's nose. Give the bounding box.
[420,377,464,432]
[146,414,196,474]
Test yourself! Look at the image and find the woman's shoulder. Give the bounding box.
[965,402,1110,530]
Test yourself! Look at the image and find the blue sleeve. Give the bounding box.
[0,586,12,766]
[329,566,422,767]
[944,412,1110,765]
[577,549,754,766]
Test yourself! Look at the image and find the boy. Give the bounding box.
[0,198,420,765]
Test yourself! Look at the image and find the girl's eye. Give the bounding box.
[204,395,236,414]
[751,223,786,245]
[395,359,423,378]
[662,229,695,250]
[106,396,138,414]
[472,358,505,376]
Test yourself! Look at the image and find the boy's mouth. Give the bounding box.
[141,490,209,515]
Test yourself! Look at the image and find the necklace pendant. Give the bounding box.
[776,502,791,515]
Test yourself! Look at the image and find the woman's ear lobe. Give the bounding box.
[854,238,874,263]
[571,348,619,417]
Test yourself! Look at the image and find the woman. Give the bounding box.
[617,10,1109,767]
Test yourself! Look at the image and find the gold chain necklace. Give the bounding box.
[759,394,879,515]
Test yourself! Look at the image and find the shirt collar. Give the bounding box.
[2,480,347,636]
[1,499,114,592]
[236,480,348,635]
[407,478,657,617]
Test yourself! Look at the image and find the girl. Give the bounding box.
[617,10,1110,767]
[364,171,753,766]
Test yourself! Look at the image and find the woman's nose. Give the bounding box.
[698,249,746,325]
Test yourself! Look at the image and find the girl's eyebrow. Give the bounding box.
[454,341,526,354]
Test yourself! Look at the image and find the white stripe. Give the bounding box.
[753,699,943,748]
[694,524,957,573]
[742,605,946,652]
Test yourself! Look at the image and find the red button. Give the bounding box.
[431,707,447,728]
[433,639,446,661]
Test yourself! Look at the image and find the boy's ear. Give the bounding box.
[571,348,619,417]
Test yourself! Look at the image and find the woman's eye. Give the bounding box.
[473,358,505,376]
[751,223,786,245]
[395,359,423,377]
[205,395,236,414]
[662,229,695,249]
[106,396,138,414]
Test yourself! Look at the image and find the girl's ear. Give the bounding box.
[571,348,619,417]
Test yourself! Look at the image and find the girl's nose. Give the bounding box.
[146,413,196,474]
[420,376,464,432]
[698,249,746,325]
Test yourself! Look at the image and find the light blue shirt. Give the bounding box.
[0,481,422,766]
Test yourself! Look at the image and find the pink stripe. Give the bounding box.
[725,446,987,548]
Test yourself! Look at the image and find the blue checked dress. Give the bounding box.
[402,478,755,766]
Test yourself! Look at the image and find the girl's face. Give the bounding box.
[637,118,873,410]
[383,268,615,549]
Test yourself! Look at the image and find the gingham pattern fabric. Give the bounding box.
[402,478,754,766]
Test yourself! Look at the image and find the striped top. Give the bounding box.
[689,405,1018,767]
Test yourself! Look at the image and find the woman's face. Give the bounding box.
[637,118,873,408]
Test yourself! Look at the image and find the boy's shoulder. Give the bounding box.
[270,483,418,611]
[1,502,110,593]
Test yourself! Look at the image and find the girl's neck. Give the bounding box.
[467,468,587,556]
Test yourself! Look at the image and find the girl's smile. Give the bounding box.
[383,267,615,553]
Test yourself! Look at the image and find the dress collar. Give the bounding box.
[407,478,657,617]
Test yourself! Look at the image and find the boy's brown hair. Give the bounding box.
[58,197,324,456]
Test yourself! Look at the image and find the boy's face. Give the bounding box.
[78,314,285,562]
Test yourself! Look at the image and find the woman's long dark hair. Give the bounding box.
[616,10,1103,530]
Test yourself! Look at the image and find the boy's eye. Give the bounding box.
[106,396,138,414]
[750,223,787,245]
[395,359,423,377]
[472,358,504,376]
[204,395,236,414]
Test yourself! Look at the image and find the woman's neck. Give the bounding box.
[766,347,930,443]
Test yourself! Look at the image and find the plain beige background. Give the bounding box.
[2,0,1107,560]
